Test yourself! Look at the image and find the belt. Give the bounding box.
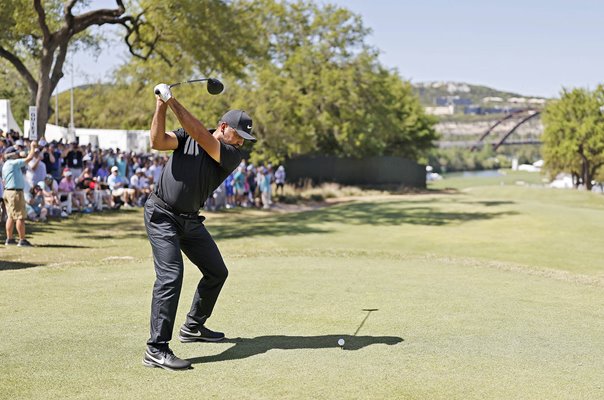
[5,188,23,191]
[150,192,201,220]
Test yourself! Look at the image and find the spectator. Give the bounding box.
[0,175,5,223]
[42,143,61,180]
[76,166,96,212]
[246,164,257,207]
[224,172,234,209]
[2,141,37,246]
[257,167,271,209]
[275,165,286,197]
[115,152,127,178]
[130,167,151,206]
[265,164,274,206]
[58,169,87,213]
[26,147,47,191]
[40,175,63,217]
[25,184,48,222]
[95,162,110,183]
[64,141,83,178]
[147,156,163,187]
[92,148,104,176]
[107,165,136,207]
[233,166,246,206]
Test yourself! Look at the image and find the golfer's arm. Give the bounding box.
[167,98,220,162]
[150,100,178,151]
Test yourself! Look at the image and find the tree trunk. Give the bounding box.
[578,148,592,190]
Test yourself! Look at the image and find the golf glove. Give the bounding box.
[154,83,172,102]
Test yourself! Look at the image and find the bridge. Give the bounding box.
[438,139,542,148]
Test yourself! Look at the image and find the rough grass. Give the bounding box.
[1,173,603,399]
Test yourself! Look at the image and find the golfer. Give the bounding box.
[143,83,256,371]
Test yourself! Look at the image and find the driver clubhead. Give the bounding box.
[207,78,224,95]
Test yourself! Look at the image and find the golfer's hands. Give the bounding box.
[154,83,172,102]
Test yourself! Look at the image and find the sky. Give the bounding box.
[65,0,604,98]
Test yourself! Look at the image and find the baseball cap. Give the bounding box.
[220,110,256,142]
[111,166,119,172]
[65,170,73,177]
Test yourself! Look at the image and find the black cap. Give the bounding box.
[220,110,256,142]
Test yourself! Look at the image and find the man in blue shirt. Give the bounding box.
[2,140,37,246]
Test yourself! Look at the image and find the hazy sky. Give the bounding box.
[65,0,604,98]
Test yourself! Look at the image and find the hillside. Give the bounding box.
[414,81,548,122]
[413,81,533,106]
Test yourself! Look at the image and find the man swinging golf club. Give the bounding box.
[143,82,256,371]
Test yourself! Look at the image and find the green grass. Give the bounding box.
[1,175,603,399]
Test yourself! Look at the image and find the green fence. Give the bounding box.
[285,156,426,188]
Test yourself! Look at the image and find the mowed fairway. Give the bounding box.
[1,171,603,399]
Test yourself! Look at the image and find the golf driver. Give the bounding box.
[155,78,224,95]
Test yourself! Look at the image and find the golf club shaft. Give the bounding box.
[168,78,210,89]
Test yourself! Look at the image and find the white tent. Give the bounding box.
[24,119,150,153]
[0,99,23,135]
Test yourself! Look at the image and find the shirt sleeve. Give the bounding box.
[173,128,188,150]
[219,142,242,172]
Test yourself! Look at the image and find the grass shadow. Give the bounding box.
[211,199,518,240]
[0,260,42,271]
[187,334,403,364]
[26,210,147,241]
[36,244,92,249]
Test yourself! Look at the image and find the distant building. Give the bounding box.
[508,97,527,104]
[482,96,503,103]
[425,105,455,116]
[528,98,546,105]
[436,96,472,106]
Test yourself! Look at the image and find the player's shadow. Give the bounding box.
[187,334,403,364]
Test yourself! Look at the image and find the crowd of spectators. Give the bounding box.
[0,129,286,226]
[206,162,286,211]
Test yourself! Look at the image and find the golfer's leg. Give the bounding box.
[144,202,184,346]
[180,223,228,329]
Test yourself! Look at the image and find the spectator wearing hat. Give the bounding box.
[58,169,86,213]
[40,175,63,217]
[108,165,136,207]
[275,165,286,198]
[2,140,37,246]
[25,184,48,222]
[130,167,151,206]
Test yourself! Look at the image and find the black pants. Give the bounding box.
[144,195,228,347]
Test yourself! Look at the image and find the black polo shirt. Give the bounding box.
[155,128,242,213]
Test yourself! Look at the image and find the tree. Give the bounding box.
[238,0,437,162]
[0,0,161,137]
[542,87,604,190]
[0,0,269,138]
